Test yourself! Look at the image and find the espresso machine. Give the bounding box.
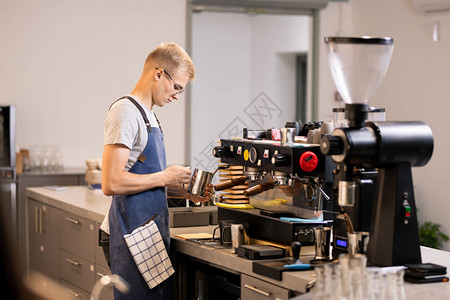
[320,37,434,266]
[213,125,333,247]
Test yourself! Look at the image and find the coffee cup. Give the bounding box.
[314,227,332,260]
[347,231,370,255]
[281,127,296,145]
[219,220,233,245]
[231,224,245,253]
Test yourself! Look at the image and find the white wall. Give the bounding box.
[2,0,448,249]
[190,12,310,171]
[317,1,354,121]
[250,14,310,111]
[318,0,450,250]
[0,0,188,167]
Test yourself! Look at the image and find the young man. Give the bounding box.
[101,42,212,299]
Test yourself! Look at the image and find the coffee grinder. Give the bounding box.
[320,37,434,266]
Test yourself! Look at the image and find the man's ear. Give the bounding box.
[154,68,164,80]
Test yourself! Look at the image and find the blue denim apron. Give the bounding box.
[108,97,172,299]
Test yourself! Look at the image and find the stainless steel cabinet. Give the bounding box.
[60,280,91,300]
[18,170,85,273]
[60,210,97,262]
[27,196,112,300]
[241,274,291,300]
[28,199,60,280]
[60,249,96,293]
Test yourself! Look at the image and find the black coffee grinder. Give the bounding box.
[320,37,434,266]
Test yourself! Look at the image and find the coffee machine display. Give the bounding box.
[213,124,333,246]
[321,37,434,266]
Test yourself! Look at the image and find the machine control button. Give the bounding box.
[237,146,242,155]
[243,149,249,161]
[263,149,270,159]
[299,151,318,172]
[403,199,411,224]
[212,146,227,158]
[271,154,288,166]
[320,135,344,155]
[249,147,258,163]
[405,206,411,218]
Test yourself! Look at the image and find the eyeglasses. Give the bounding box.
[156,68,184,95]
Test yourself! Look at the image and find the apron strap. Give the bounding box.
[109,96,163,133]
[153,111,163,134]
[119,96,152,132]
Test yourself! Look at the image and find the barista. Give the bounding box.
[101,42,212,299]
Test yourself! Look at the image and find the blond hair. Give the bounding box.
[144,42,195,81]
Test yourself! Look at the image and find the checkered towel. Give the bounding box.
[124,220,174,289]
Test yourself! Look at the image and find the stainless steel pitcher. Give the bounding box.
[187,165,229,196]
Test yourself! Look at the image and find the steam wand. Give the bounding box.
[90,275,129,300]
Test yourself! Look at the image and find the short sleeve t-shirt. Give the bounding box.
[104,95,159,170]
[101,95,159,234]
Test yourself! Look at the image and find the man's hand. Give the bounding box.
[167,183,214,203]
[185,183,214,203]
[162,165,191,188]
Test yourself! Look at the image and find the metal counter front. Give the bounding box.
[170,225,316,299]
[171,225,450,300]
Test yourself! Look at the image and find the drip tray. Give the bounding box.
[169,206,218,227]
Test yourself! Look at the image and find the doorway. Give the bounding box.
[188,10,314,171]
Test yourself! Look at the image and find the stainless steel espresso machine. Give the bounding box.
[213,125,333,247]
[320,37,434,266]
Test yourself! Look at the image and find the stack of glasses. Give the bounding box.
[313,254,405,300]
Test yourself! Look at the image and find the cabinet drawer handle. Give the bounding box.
[66,288,82,298]
[65,217,80,225]
[96,272,107,278]
[39,207,43,234]
[35,206,39,233]
[244,284,271,297]
[65,258,80,266]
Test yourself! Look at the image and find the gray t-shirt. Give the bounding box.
[104,95,159,170]
[101,95,159,234]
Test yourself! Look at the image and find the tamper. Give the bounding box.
[291,241,302,264]
[284,241,311,270]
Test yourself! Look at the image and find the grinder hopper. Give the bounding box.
[324,37,393,128]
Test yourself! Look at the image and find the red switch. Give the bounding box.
[299,151,318,172]
[403,200,411,224]
[404,205,411,218]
